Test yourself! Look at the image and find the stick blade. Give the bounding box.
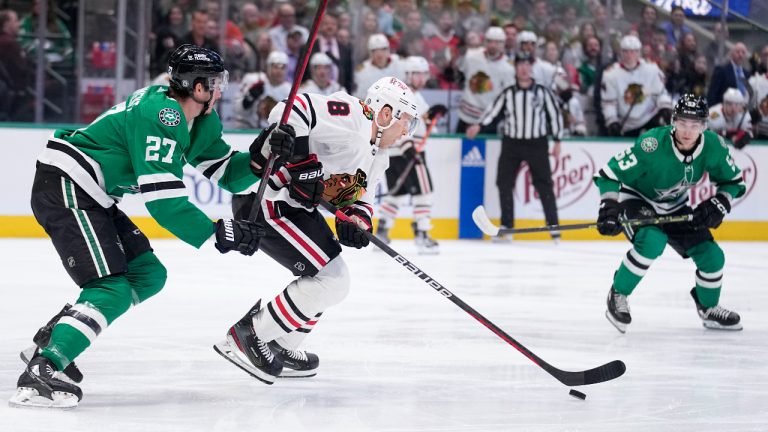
[550,359,626,387]
[471,206,500,236]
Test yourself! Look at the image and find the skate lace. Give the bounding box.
[614,293,630,314]
[285,348,308,362]
[706,305,730,320]
[257,339,275,362]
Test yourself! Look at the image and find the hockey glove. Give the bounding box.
[427,104,448,119]
[248,124,276,177]
[214,219,266,256]
[607,122,622,137]
[269,123,296,160]
[284,154,325,209]
[242,81,265,109]
[731,130,751,149]
[692,194,730,229]
[597,199,623,236]
[335,206,372,249]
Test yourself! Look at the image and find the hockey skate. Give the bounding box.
[375,224,391,245]
[213,300,283,384]
[268,341,319,378]
[9,355,82,409]
[690,288,742,330]
[606,286,632,333]
[413,223,439,255]
[19,304,84,385]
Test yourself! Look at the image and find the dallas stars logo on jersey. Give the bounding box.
[159,108,181,127]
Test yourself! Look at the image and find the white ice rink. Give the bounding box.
[1,238,766,431]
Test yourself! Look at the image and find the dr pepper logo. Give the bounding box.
[689,149,757,209]
[515,147,596,209]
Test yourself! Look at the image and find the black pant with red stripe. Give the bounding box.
[233,193,342,277]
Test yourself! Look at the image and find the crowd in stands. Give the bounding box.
[2,0,768,142]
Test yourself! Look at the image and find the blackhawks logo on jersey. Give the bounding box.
[159,108,181,127]
[359,100,374,121]
[623,83,644,105]
[323,169,368,208]
[469,71,492,94]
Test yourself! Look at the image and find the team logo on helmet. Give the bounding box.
[640,137,658,153]
[159,108,181,127]
[359,100,374,120]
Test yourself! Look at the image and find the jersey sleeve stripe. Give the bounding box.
[303,93,317,129]
[45,140,99,183]
[141,188,188,202]
[139,180,186,194]
[291,105,311,128]
[295,94,308,111]
[599,166,619,181]
[137,173,180,185]
[196,149,234,177]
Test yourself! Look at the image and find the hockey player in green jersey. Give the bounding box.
[9,45,293,409]
[594,94,746,333]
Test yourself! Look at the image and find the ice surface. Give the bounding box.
[1,239,766,431]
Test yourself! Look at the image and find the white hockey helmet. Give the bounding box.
[404,56,430,74]
[517,30,537,46]
[723,87,746,105]
[368,33,390,51]
[620,35,642,51]
[485,26,506,42]
[310,52,333,67]
[365,76,420,135]
[266,50,289,66]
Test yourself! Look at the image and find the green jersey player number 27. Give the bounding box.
[9,45,291,409]
[594,94,746,334]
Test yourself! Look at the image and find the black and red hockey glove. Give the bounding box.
[284,154,325,209]
[335,205,372,249]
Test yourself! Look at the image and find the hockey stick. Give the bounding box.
[387,114,441,196]
[322,199,626,386]
[248,0,329,222]
[472,205,691,237]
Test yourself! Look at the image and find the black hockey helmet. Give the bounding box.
[673,94,708,122]
[167,44,228,94]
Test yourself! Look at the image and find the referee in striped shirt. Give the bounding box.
[466,52,564,240]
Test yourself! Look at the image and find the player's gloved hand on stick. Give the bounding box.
[692,193,730,229]
[284,154,325,208]
[335,206,372,249]
[242,81,265,109]
[729,130,751,149]
[268,123,296,160]
[427,104,448,119]
[403,144,421,163]
[597,199,623,236]
[214,219,266,256]
[248,124,276,176]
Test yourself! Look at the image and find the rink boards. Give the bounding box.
[1,125,766,240]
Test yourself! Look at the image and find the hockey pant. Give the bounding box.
[379,194,434,231]
[612,199,723,308]
[232,194,349,348]
[381,154,433,231]
[30,165,166,370]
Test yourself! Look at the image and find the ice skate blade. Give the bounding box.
[702,321,743,331]
[605,310,628,334]
[278,369,317,378]
[213,340,276,385]
[416,247,440,255]
[8,387,78,410]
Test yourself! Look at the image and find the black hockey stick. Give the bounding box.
[322,199,626,386]
[387,114,441,196]
[248,0,329,222]
[472,205,692,237]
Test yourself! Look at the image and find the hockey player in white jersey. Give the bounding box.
[217,77,420,384]
[234,51,292,128]
[354,34,404,99]
[299,52,342,96]
[456,26,515,132]
[708,88,753,149]
[601,35,672,137]
[376,56,445,254]
[517,30,569,92]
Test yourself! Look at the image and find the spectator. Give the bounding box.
[251,31,273,74]
[577,35,605,135]
[337,28,351,48]
[205,0,244,46]
[543,40,586,136]
[354,11,381,65]
[705,21,728,68]
[392,0,416,33]
[490,0,517,27]
[364,0,395,36]
[354,33,404,99]
[300,52,342,95]
[529,0,549,36]
[560,5,580,43]
[268,3,308,54]
[751,94,768,139]
[399,30,427,58]
[152,6,187,77]
[708,42,750,107]
[310,14,353,93]
[591,5,619,64]
[661,6,692,47]
[455,0,486,40]
[518,31,568,91]
[285,29,305,81]
[601,35,671,137]
[0,9,32,121]
[391,10,422,52]
[180,9,218,52]
[678,54,709,99]
[455,27,515,133]
[749,44,768,77]
[633,5,659,48]
[239,3,262,48]
[503,23,518,59]
[666,32,698,99]
[234,50,290,129]
[708,88,753,149]
[421,0,444,38]
[423,10,461,89]
[18,0,74,65]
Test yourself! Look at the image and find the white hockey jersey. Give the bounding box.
[263,91,389,219]
[601,59,670,133]
[457,50,516,124]
[234,72,291,129]
[708,103,752,135]
[748,73,768,106]
[388,91,429,157]
[299,79,343,96]
[353,56,405,100]
[533,60,568,91]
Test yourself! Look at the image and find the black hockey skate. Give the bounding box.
[606,286,632,333]
[268,341,319,378]
[413,222,439,254]
[20,304,84,384]
[213,300,283,384]
[9,355,82,409]
[690,288,742,330]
